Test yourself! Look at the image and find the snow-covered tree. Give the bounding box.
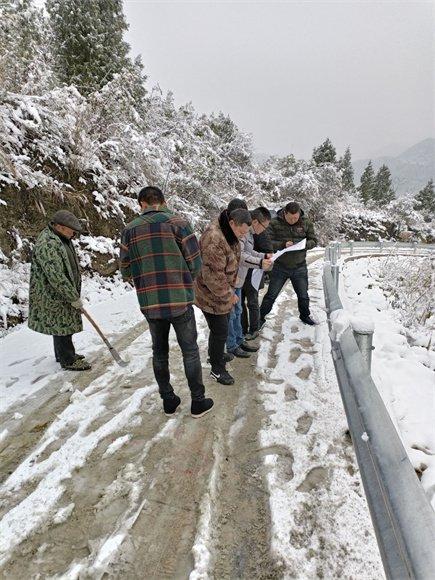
[312,138,337,166]
[358,160,375,205]
[0,0,55,94]
[373,164,395,206]
[338,146,355,191]
[414,179,435,217]
[46,0,132,95]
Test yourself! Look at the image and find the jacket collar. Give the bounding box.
[141,205,168,215]
[218,209,239,246]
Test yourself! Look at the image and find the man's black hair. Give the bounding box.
[284,201,301,214]
[138,186,165,205]
[227,198,248,213]
[229,208,252,226]
[251,206,272,223]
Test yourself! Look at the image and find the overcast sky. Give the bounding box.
[123,0,435,160]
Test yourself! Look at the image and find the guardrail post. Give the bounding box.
[413,241,417,254]
[378,240,383,252]
[330,243,337,265]
[325,246,331,261]
[349,240,354,256]
[353,329,374,372]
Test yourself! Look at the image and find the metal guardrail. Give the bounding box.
[325,240,435,262]
[323,242,435,579]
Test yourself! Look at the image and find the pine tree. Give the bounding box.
[46,0,132,95]
[358,160,375,204]
[312,138,337,165]
[373,164,395,206]
[0,0,55,94]
[338,146,354,191]
[414,179,435,215]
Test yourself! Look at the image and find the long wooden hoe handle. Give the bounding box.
[81,308,128,367]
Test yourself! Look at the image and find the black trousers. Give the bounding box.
[260,263,310,321]
[53,335,76,365]
[241,271,260,334]
[146,306,205,401]
[203,311,229,373]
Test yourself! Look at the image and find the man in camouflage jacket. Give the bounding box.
[28,210,91,371]
[260,201,318,326]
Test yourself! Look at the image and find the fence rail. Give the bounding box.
[322,242,435,579]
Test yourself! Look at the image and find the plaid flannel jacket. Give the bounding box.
[120,207,202,319]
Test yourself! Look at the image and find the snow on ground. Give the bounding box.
[0,281,136,413]
[0,252,385,578]
[255,258,383,578]
[340,255,435,509]
[0,312,185,571]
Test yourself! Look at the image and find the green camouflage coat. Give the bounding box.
[28,226,82,336]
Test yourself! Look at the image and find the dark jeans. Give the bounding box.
[53,335,76,365]
[260,263,310,321]
[241,272,260,334]
[203,311,229,373]
[226,288,244,351]
[146,306,205,401]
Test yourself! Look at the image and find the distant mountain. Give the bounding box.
[353,138,435,196]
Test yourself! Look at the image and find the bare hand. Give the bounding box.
[262,258,273,271]
[285,241,294,248]
[232,293,239,305]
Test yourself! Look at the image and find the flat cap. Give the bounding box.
[51,210,85,233]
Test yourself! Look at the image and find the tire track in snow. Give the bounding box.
[0,327,158,570]
[0,320,147,483]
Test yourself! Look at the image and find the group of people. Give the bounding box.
[28,186,317,419]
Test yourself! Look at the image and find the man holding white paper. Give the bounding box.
[259,201,317,327]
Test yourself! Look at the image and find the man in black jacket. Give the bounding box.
[259,202,317,327]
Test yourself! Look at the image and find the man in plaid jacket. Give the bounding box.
[120,186,214,419]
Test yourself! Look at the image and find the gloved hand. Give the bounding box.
[71,298,84,310]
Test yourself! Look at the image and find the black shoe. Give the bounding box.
[207,352,234,365]
[240,341,259,353]
[210,369,235,385]
[228,347,251,358]
[300,316,316,326]
[163,395,181,416]
[191,398,214,418]
[245,331,259,341]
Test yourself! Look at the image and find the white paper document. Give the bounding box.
[251,269,264,291]
[271,238,306,262]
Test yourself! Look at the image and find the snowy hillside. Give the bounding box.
[1,0,434,335]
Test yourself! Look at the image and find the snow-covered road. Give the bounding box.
[0,255,383,578]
